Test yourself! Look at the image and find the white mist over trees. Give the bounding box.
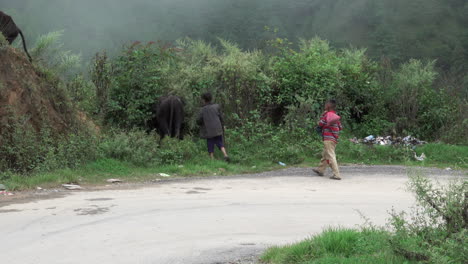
[1,0,467,76]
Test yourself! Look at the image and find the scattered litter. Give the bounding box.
[36,187,43,190]
[352,135,427,146]
[278,162,286,166]
[251,166,257,169]
[159,173,170,177]
[413,152,426,161]
[62,184,83,190]
[445,167,453,171]
[0,184,6,190]
[0,191,14,196]
[178,165,184,168]
[106,178,122,183]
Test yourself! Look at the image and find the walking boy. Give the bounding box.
[313,99,343,180]
[197,92,230,161]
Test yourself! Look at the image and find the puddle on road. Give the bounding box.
[239,243,256,246]
[0,209,22,213]
[86,198,114,201]
[193,187,212,191]
[186,190,206,194]
[74,205,111,215]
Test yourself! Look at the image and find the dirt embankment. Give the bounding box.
[0,45,79,137]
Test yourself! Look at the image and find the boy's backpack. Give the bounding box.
[315,126,322,136]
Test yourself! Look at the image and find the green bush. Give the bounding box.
[66,75,98,115]
[98,130,161,166]
[384,60,456,140]
[158,137,201,165]
[0,111,98,175]
[388,174,468,263]
[98,130,201,166]
[172,38,272,127]
[269,38,378,125]
[106,42,178,128]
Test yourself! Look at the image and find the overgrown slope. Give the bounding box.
[0,45,77,135]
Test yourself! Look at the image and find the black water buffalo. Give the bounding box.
[0,11,32,62]
[150,95,185,139]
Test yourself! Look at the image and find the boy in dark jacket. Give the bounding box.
[197,92,230,161]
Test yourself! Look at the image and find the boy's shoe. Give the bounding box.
[330,175,342,180]
[312,168,324,176]
[224,156,231,162]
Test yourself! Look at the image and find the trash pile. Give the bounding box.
[0,184,13,196]
[350,135,427,146]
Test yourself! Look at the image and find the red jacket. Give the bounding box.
[319,111,342,143]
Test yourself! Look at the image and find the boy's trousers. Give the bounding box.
[317,140,341,178]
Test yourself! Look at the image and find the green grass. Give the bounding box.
[3,156,280,190]
[337,141,468,169]
[2,138,466,191]
[261,228,415,264]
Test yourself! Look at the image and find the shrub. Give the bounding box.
[98,130,161,166]
[66,75,97,115]
[388,174,468,263]
[173,38,272,127]
[91,52,112,117]
[158,137,200,165]
[385,60,454,139]
[269,38,378,125]
[31,31,82,80]
[0,111,98,175]
[106,42,178,128]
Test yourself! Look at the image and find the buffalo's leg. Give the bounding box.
[6,32,18,44]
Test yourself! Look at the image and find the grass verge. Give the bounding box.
[2,137,466,191]
[261,228,414,264]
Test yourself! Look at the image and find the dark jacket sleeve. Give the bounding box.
[197,109,204,126]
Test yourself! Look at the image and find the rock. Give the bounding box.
[62,184,83,190]
[106,179,122,183]
[414,152,426,161]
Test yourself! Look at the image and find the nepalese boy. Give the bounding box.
[313,99,343,180]
[197,92,230,162]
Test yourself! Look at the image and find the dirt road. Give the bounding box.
[0,166,463,264]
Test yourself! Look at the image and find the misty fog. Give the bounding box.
[1,0,467,73]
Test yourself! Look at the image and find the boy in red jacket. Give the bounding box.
[313,99,343,180]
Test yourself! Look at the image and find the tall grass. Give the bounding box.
[261,228,411,264]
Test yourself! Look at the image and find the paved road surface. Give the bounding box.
[0,166,463,264]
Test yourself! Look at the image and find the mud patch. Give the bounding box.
[186,191,206,194]
[239,243,256,246]
[86,198,114,201]
[0,209,22,213]
[193,187,212,191]
[74,205,110,215]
